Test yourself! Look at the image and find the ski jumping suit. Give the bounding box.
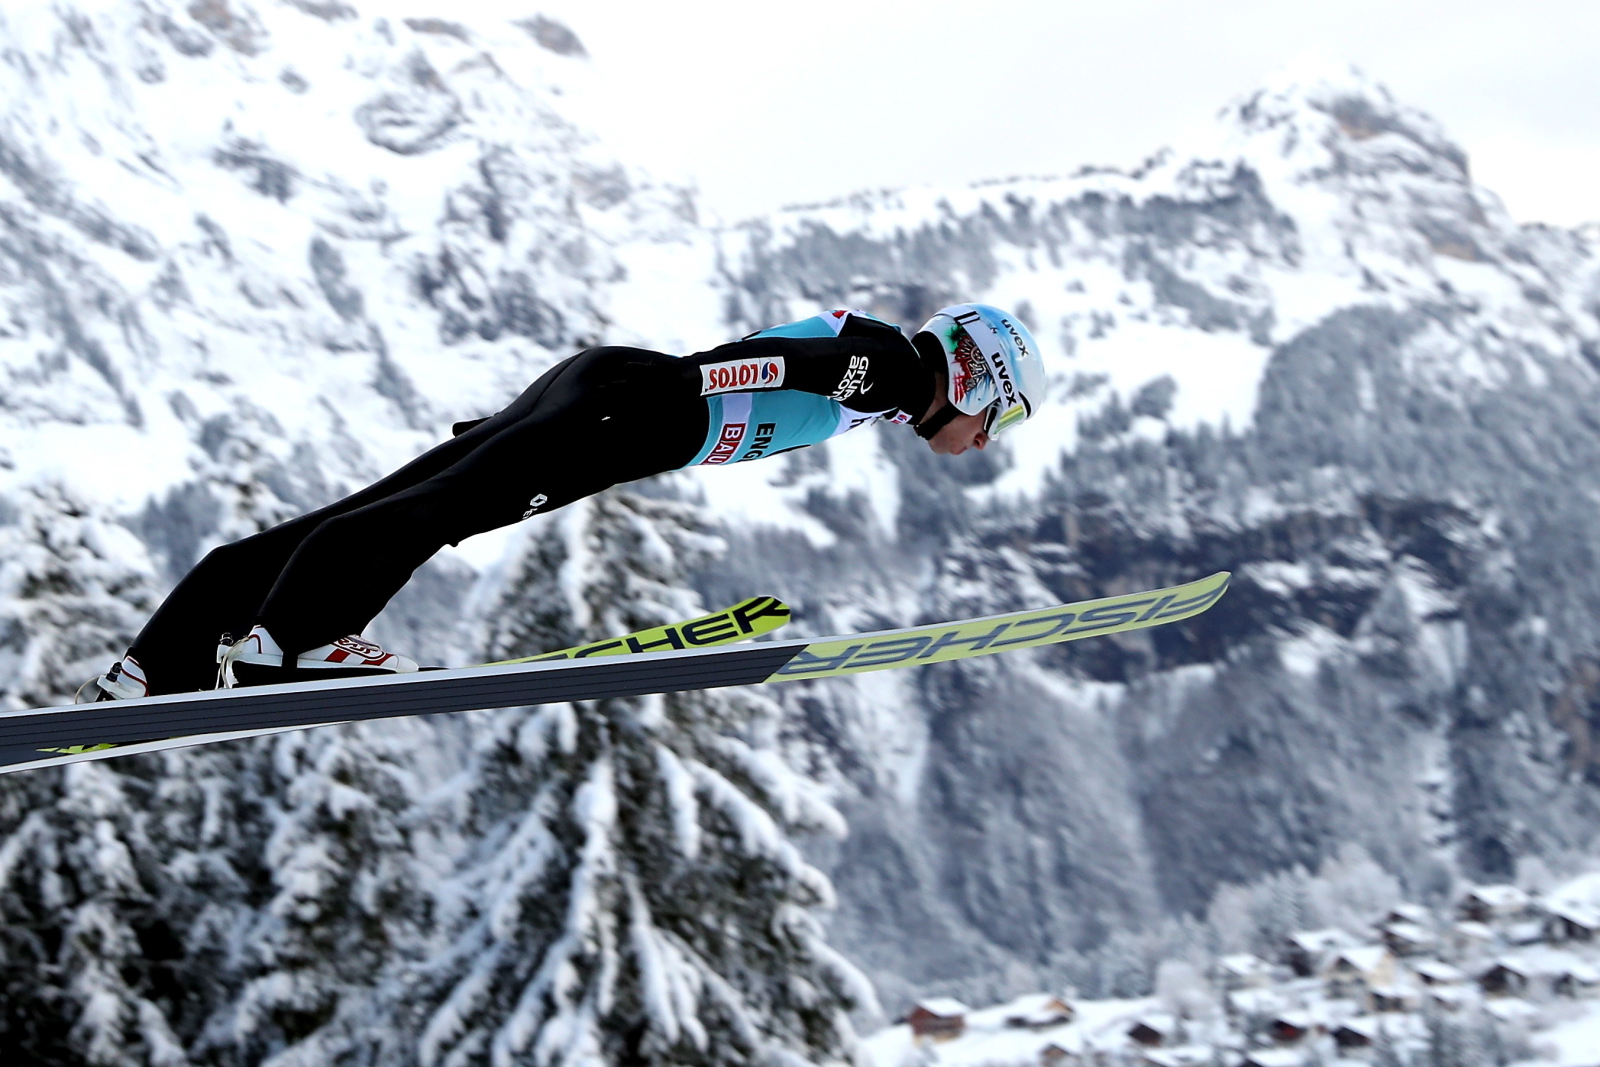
[128,310,938,694]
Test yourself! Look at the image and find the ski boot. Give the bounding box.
[78,654,150,702]
[218,626,419,688]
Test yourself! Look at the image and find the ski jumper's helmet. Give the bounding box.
[916,304,1045,438]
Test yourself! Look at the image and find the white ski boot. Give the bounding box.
[82,654,150,702]
[218,626,419,688]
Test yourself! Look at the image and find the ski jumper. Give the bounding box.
[126,311,936,694]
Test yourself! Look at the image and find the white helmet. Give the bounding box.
[917,304,1045,437]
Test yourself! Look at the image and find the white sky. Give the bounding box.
[537,0,1600,227]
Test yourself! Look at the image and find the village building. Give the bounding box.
[1039,1043,1071,1067]
[1479,959,1534,997]
[1003,993,1076,1029]
[1226,986,1285,1022]
[1380,919,1434,956]
[1369,984,1422,1013]
[1546,901,1600,943]
[1377,904,1432,928]
[1553,960,1600,998]
[907,998,970,1042]
[1449,919,1496,959]
[1038,1041,1082,1066]
[1458,885,1533,924]
[1332,1017,1377,1051]
[1426,984,1472,1011]
[1267,1011,1312,1044]
[1286,929,1354,977]
[1485,997,1540,1026]
[1409,959,1465,986]
[1322,945,1397,1004]
[1127,1013,1178,1048]
[1217,953,1274,991]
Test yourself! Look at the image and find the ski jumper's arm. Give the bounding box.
[682,313,935,419]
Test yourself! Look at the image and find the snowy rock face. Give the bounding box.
[0,0,700,698]
[5,1,1600,1050]
[695,69,1600,1006]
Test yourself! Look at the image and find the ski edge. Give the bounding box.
[8,723,346,776]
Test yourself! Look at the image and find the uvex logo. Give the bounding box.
[701,357,786,395]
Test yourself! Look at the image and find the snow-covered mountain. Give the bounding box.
[690,66,1600,1009]
[4,0,1600,1059]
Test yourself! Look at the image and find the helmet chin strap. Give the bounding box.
[915,402,962,440]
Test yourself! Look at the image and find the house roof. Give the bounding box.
[913,997,970,1018]
[1382,903,1431,925]
[1382,920,1432,944]
[1140,1047,1215,1067]
[1335,1017,1379,1040]
[1463,884,1530,909]
[1244,1049,1306,1067]
[1548,901,1600,928]
[1288,928,1352,953]
[1219,953,1271,975]
[1410,959,1465,983]
[1560,961,1600,984]
[1128,1012,1176,1035]
[1328,945,1392,973]
[1485,998,1539,1024]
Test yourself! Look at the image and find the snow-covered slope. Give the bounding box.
[699,64,1598,525]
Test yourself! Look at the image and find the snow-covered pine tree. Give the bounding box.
[192,716,450,1067]
[0,483,158,711]
[372,488,876,1067]
[0,737,279,1067]
[0,483,206,1065]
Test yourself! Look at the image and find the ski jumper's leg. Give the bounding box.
[127,353,589,693]
[252,347,706,659]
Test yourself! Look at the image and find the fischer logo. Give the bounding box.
[704,422,747,464]
[701,357,786,395]
[831,354,870,401]
[521,492,549,519]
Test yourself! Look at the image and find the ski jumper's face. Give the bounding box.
[925,408,990,455]
[921,371,991,455]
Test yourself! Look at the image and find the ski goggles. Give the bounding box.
[983,398,1030,437]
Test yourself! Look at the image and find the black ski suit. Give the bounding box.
[128,313,937,694]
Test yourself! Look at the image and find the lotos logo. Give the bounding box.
[701,356,787,395]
